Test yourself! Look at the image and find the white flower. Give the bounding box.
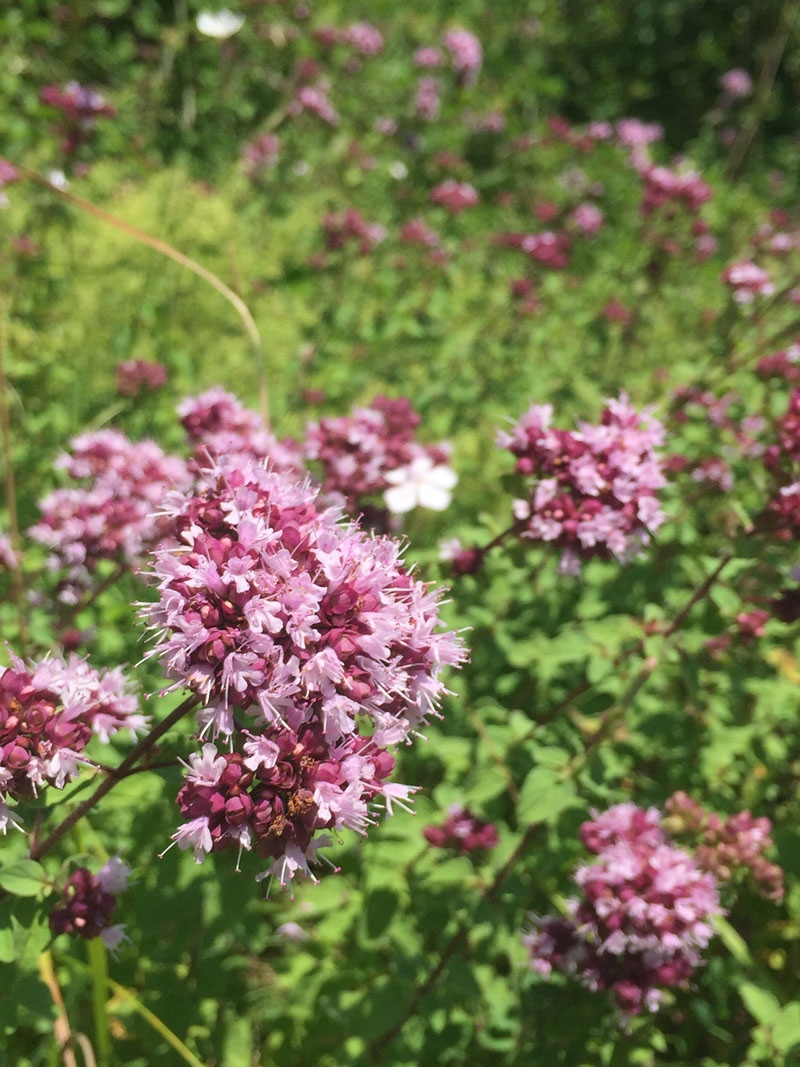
[47,170,69,190]
[97,856,131,894]
[0,802,23,835]
[384,456,457,514]
[389,161,408,180]
[196,9,244,38]
[100,924,130,955]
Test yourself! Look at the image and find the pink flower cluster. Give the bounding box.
[178,389,303,476]
[415,77,441,122]
[498,395,667,571]
[30,430,190,597]
[569,202,604,235]
[496,230,572,270]
[423,804,498,854]
[442,29,482,82]
[344,22,384,56]
[765,390,800,538]
[50,857,130,952]
[720,69,752,98]
[524,803,720,1016]
[289,85,340,126]
[116,359,167,398]
[40,82,115,156]
[400,217,440,249]
[722,260,774,303]
[665,792,783,901]
[141,460,464,888]
[430,180,479,214]
[0,158,19,189]
[40,82,115,123]
[322,209,386,254]
[303,395,450,514]
[0,651,142,808]
[639,163,713,216]
[414,47,443,68]
[0,532,18,571]
[242,133,280,176]
[615,118,664,147]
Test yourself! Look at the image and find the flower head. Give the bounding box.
[524,803,720,1016]
[196,10,245,38]
[142,460,464,888]
[50,859,130,953]
[499,395,667,569]
[0,651,141,801]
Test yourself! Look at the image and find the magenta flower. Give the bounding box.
[442,29,482,83]
[498,395,667,570]
[141,460,464,888]
[639,163,713,216]
[430,179,479,214]
[722,260,774,304]
[30,430,190,598]
[289,84,340,126]
[615,118,663,147]
[666,793,783,901]
[524,803,720,1016]
[344,22,383,56]
[178,388,303,476]
[304,395,452,515]
[116,360,167,397]
[424,804,498,854]
[322,209,386,254]
[413,46,443,68]
[0,532,19,570]
[720,68,752,98]
[415,77,441,122]
[569,202,604,235]
[400,217,440,248]
[0,651,141,804]
[242,133,280,177]
[50,857,131,952]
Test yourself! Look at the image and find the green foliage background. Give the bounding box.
[2,2,800,1066]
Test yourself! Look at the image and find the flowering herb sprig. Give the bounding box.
[141,459,464,889]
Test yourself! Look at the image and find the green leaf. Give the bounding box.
[0,860,46,897]
[773,1003,800,1054]
[517,767,577,824]
[739,981,781,1026]
[713,914,753,967]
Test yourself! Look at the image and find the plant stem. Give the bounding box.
[0,304,29,654]
[525,551,734,738]
[726,0,798,179]
[38,950,81,1067]
[87,938,111,1067]
[59,563,128,627]
[368,821,542,1060]
[30,693,199,863]
[368,550,736,1057]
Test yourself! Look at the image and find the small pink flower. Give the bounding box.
[720,68,752,98]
